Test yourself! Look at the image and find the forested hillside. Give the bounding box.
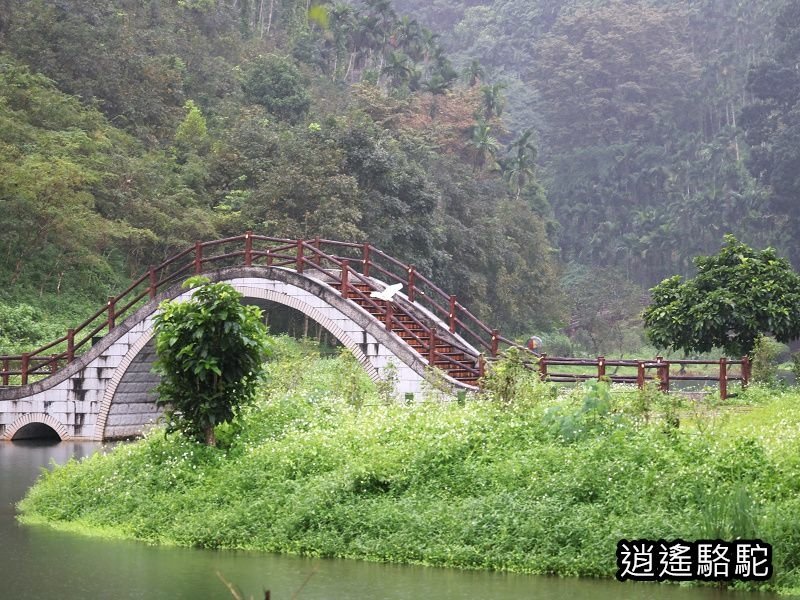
[2,0,799,353]
[395,0,796,283]
[0,0,563,345]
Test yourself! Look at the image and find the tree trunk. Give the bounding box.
[205,425,216,447]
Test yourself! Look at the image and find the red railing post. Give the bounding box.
[659,358,670,393]
[67,329,75,362]
[597,356,605,379]
[50,354,58,375]
[296,240,304,274]
[384,299,393,330]
[2,357,9,386]
[313,236,321,267]
[148,266,157,299]
[107,296,116,330]
[637,361,645,389]
[194,241,203,274]
[449,295,457,333]
[244,230,253,267]
[340,259,350,298]
[741,355,750,389]
[21,353,29,386]
[491,329,499,358]
[539,353,548,379]
[407,265,416,302]
[720,357,728,400]
[362,244,371,276]
[428,328,436,365]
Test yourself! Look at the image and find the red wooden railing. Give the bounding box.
[0,233,520,386]
[532,355,751,400]
[0,233,755,397]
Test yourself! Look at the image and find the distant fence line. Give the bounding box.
[531,355,750,400]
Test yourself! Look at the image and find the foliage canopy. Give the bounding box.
[643,235,800,357]
[153,277,272,445]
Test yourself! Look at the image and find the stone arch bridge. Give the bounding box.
[0,235,525,441]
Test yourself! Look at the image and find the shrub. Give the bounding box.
[153,277,272,445]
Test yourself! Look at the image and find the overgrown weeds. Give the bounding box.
[17,339,800,595]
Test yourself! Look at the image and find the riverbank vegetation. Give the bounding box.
[18,338,800,595]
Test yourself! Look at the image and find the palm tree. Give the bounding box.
[328,3,355,79]
[394,16,421,54]
[418,27,440,66]
[503,129,538,200]
[469,119,500,173]
[382,50,413,88]
[481,82,507,119]
[464,59,484,87]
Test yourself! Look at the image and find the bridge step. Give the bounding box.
[330,279,480,386]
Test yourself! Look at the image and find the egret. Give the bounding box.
[370,283,403,301]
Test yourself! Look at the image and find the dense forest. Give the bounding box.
[1,0,799,354]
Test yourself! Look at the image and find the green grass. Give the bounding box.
[17,338,800,594]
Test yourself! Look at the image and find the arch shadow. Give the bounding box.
[3,413,70,441]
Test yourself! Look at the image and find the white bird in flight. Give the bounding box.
[370,283,403,301]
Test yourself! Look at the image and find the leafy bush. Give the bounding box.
[153,277,272,445]
[241,55,311,123]
[751,335,785,385]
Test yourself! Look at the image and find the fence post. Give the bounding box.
[340,260,349,299]
[637,361,645,390]
[661,360,670,393]
[539,353,548,379]
[449,295,457,333]
[313,236,321,267]
[21,353,29,386]
[244,230,253,267]
[384,300,393,330]
[148,266,157,299]
[741,355,750,389]
[428,328,436,365]
[407,266,416,302]
[50,354,58,375]
[2,357,9,386]
[491,329,499,358]
[107,296,116,330]
[67,329,75,362]
[597,355,605,379]
[296,240,304,274]
[194,241,203,274]
[720,357,728,400]
[655,356,669,392]
[362,244,371,276]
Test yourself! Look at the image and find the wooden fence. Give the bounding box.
[535,354,751,400]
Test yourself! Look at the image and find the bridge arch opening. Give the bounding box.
[243,298,340,352]
[11,422,62,441]
[95,277,382,440]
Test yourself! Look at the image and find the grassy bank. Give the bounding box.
[18,338,800,594]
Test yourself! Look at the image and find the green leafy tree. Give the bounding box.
[241,55,311,123]
[153,277,272,446]
[174,100,209,159]
[643,236,800,357]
